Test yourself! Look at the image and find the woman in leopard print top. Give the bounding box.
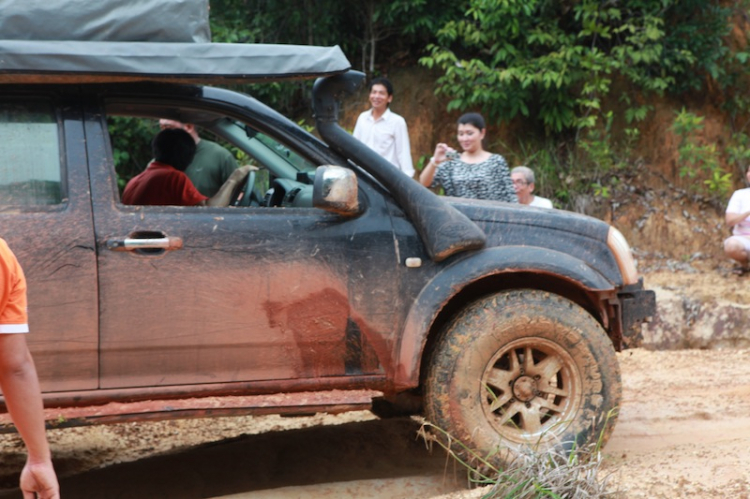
[419,113,518,203]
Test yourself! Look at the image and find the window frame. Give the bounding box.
[0,96,68,212]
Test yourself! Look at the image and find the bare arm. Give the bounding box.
[419,143,452,187]
[0,334,59,499]
[726,210,750,227]
[419,160,439,187]
[202,165,255,207]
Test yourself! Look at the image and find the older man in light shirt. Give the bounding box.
[353,77,415,178]
[511,166,553,208]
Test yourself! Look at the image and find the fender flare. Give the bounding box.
[392,246,615,390]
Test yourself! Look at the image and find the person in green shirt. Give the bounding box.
[158,119,239,197]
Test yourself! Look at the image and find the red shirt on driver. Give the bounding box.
[122,161,208,206]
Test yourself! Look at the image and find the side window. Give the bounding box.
[0,100,63,206]
[106,110,322,209]
[106,116,159,196]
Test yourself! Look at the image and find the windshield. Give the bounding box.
[253,129,316,174]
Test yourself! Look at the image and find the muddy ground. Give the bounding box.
[0,264,749,498]
[1,345,748,498]
[2,167,750,497]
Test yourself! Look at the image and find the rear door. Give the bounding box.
[0,89,99,392]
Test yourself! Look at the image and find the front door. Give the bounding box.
[84,102,395,390]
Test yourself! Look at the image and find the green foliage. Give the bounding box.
[593,183,611,199]
[704,169,733,198]
[659,1,735,93]
[420,0,748,137]
[210,0,346,47]
[415,154,431,173]
[578,111,616,174]
[672,108,730,198]
[377,0,464,37]
[420,1,653,133]
[296,118,315,134]
[108,117,159,191]
[509,124,636,212]
[208,0,349,115]
[208,0,465,114]
[726,132,750,177]
[620,101,650,159]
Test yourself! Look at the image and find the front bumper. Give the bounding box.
[618,278,657,346]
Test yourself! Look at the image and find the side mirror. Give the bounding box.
[313,165,359,216]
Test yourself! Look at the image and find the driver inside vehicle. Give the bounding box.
[122,128,254,207]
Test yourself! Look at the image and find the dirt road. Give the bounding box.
[604,348,750,498]
[1,348,748,498]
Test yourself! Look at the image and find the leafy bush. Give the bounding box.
[420,0,746,135]
[672,108,731,198]
[208,0,465,115]
[108,117,159,191]
[726,132,750,178]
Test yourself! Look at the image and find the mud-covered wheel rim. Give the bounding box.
[424,290,621,466]
[480,337,582,443]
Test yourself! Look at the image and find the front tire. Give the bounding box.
[424,290,621,465]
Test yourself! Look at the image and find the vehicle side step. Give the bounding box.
[0,389,383,433]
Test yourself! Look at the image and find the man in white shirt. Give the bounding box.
[353,77,415,177]
[511,166,553,208]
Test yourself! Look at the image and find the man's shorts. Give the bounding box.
[725,234,750,252]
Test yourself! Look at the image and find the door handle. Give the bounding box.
[107,235,183,252]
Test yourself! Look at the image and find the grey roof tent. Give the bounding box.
[0,0,349,83]
[0,41,351,83]
[0,0,212,43]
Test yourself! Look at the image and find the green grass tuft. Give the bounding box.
[418,408,622,499]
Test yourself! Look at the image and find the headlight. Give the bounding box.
[607,227,639,285]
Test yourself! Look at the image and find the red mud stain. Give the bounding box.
[264,288,385,379]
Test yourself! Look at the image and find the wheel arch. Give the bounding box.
[392,246,618,391]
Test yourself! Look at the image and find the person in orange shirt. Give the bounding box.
[0,239,59,499]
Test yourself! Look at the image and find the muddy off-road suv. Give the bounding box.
[0,10,654,466]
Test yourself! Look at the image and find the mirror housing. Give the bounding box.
[313,165,359,216]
